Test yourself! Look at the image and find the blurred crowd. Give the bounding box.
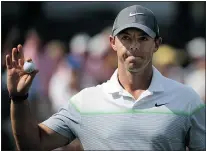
[1,26,205,150]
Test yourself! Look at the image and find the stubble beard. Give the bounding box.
[126,59,151,74]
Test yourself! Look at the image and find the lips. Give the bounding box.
[126,51,144,59]
[134,56,143,59]
[127,55,143,59]
[126,56,143,63]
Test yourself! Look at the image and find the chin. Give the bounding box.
[127,67,143,73]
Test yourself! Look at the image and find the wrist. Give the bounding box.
[10,93,29,103]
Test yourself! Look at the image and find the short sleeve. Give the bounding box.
[186,91,206,151]
[41,99,81,142]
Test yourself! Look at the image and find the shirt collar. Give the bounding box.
[106,66,165,94]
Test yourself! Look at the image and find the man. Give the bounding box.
[6,5,205,151]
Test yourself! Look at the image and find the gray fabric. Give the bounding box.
[112,5,159,38]
[112,23,156,38]
[42,92,205,150]
[42,102,81,142]
[42,67,205,150]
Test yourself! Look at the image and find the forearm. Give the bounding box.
[11,99,42,150]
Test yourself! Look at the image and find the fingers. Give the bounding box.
[6,55,12,69]
[18,57,33,70]
[18,57,31,68]
[12,47,18,62]
[9,44,34,71]
[17,44,24,61]
[12,44,24,68]
[11,47,18,68]
[26,58,32,62]
[12,60,18,68]
[18,59,24,67]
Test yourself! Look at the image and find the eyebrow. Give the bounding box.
[120,31,130,35]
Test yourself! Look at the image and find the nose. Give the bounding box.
[130,41,140,53]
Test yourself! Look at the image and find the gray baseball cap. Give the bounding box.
[112,5,159,38]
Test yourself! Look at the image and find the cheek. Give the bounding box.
[140,43,155,56]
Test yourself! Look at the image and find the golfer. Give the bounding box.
[6,5,205,151]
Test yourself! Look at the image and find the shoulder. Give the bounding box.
[69,81,109,112]
[70,83,106,100]
[164,77,198,96]
[163,77,204,111]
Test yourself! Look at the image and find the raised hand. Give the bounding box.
[6,44,39,97]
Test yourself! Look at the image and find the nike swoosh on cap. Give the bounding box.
[129,12,144,17]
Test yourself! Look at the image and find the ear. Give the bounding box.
[154,37,162,52]
[109,35,117,52]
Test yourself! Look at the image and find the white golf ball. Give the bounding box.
[23,61,35,73]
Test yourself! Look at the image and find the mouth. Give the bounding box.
[125,56,144,64]
[135,56,143,59]
[127,55,143,60]
[126,51,144,59]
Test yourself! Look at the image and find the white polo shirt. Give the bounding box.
[42,66,205,151]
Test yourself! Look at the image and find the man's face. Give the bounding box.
[110,28,161,73]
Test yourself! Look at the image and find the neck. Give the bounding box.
[118,63,153,92]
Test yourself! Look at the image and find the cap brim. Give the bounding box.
[112,23,156,38]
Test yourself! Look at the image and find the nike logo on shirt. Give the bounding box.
[155,103,168,107]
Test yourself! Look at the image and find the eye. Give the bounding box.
[139,36,148,41]
[122,35,131,40]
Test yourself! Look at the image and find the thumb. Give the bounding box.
[25,69,39,85]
